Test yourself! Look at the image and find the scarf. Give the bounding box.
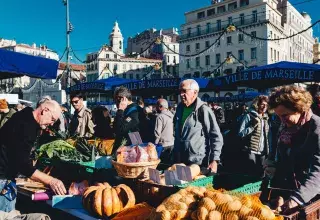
[278,109,313,146]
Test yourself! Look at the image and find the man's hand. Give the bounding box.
[119,97,128,111]
[208,161,218,173]
[281,199,299,214]
[49,178,67,195]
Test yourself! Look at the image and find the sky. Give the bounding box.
[1,0,320,63]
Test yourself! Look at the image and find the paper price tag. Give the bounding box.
[128,132,143,145]
[164,170,179,185]
[176,165,193,182]
[148,168,161,184]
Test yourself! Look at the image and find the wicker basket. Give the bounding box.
[112,159,161,179]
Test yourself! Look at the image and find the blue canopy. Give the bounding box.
[0,49,59,79]
[67,77,139,93]
[209,61,320,90]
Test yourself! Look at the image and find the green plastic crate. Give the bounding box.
[232,181,262,194]
[176,176,214,189]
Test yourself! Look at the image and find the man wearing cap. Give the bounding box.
[174,79,223,173]
[0,99,16,129]
[0,100,66,212]
[154,99,174,164]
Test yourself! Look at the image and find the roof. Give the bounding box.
[59,62,86,71]
[120,57,162,62]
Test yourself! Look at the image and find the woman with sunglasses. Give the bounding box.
[265,85,320,213]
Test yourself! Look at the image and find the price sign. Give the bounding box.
[164,170,179,185]
[148,168,161,184]
[128,132,143,145]
[176,165,193,182]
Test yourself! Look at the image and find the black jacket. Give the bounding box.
[271,114,320,204]
[113,103,140,152]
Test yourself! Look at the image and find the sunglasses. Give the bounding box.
[71,99,80,104]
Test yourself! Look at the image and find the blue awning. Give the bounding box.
[209,61,320,90]
[0,49,59,79]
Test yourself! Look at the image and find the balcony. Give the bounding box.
[180,15,266,41]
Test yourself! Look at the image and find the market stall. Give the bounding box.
[0,49,58,79]
[209,61,320,90]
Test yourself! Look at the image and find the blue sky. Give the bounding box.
[1,0,319,63]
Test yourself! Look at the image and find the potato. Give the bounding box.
[176,210,188,219]
[180,196,196,206]
[208,210,222,220]
[212,193,234,206]
[190,164,201,179]
[260,206,275,220]
[245,217,260,220]
[222,213,239,220]
[158,210,170,220]
[156,204,166,212]
[198,206,209,220]
[239,205,253,217]
[178,189,188,196]
[241,195,253,208]
[199,197,216,211]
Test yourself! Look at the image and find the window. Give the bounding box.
[238,50,244,60]
[240,0,249,7]
[109,64,112,70]
[197,25,201,35]
[270,31,273,39]
[106,54,110,59]
[187,28,191,37]
[205,55,210,66]
[136,74,140,79]
[206,23,211,33]
[271,48,273,60]
[197,11,205,19]
[205,41,210,48]
[123,64,126,70]
[196,57,200,67]
[227,36,232,44]
[240,14,245,25]
[251,31,256,41]
[274,50,277,61]
[129,64,132,70]
[114,64,118,70]
[278,51,280,61]
[252,10,257,23]
[228,17,233,24]
[196,43,200,50]
[207,8,215,16]
[251,48,257,59]
[187,59,190,68]
[217,40,221,46]
[228,2,237,10]
[186,45,191,52]
[119,41,122,49]
[238,34,244,42]
[216,54,221,64]
[217,6,226,13]
[173,56,176,64]
[123,74,126,79]
[173,45,176,51]
[217,20,221,31]
[167,56,170,63]
[130,74,133,79]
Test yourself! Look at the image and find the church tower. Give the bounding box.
[109,21,124,55]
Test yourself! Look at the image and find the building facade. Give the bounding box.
[179,0,314,80]
[127,28,180,77]
[86,22,162,81]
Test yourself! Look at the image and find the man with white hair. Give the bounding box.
[154,98,174,164]
[0,100,66,212]
[174,79,223,173]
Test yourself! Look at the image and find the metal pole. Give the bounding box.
[65,0,71,111]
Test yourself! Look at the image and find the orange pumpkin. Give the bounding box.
[82,182,135,218]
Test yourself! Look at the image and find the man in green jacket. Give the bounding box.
[0,99,16,129]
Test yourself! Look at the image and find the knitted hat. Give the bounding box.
[0,99,8,109]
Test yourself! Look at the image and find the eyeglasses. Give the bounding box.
[179,88,192,94]
[71,99,80,104]
[48,109,57,122]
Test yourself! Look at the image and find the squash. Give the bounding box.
[82,182,135,218]
[197,206,209,220]
[189,164,201,179]
[112,202,154,220]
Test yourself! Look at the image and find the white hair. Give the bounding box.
[180,79,200,92]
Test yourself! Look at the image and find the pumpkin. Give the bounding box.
[82,182,135,218]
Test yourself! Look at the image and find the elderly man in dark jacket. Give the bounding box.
[174,79,223,173]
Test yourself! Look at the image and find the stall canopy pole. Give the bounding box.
[64,0,72,111]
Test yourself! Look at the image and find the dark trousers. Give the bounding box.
[160,146,174,166]
[240,151,266,177]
